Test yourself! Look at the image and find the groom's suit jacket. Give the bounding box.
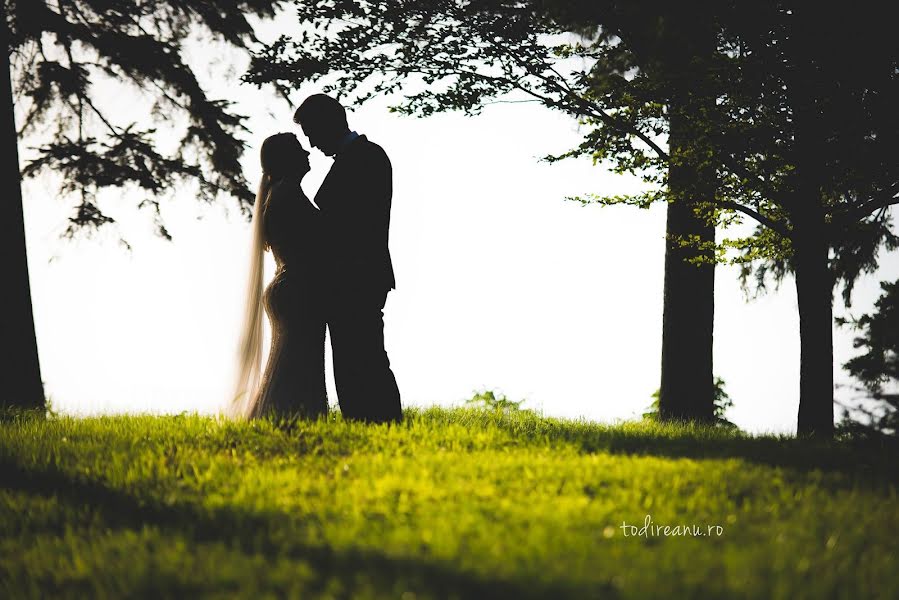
[313,134,396,294]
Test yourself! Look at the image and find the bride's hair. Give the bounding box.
[225,133,300,420]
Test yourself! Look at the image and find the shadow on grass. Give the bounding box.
[431,410,899,486]
[0,458,618,600]
[572,431,897,485]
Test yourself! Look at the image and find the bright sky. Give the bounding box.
[18,16,898,435]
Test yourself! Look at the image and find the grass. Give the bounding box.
[1,406,897,599]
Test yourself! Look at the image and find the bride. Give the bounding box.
[226,132,328,421]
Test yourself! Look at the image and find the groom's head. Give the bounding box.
[294,94,350,157]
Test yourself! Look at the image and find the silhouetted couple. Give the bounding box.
[227,94,402,425]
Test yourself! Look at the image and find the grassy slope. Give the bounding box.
[1,407,897,599]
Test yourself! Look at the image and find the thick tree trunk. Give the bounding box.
[790,107,835,437]
[792,212,835,437]
[658,105,716,423]
[788,7,834,438]
[657,14,717,424]
[2,23,45,411]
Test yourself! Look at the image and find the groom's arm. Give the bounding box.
[338,144,392,258]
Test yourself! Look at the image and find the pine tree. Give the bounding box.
[3,0,284,411]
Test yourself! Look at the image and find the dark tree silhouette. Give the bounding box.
[2,14,42,411]
[3,0,283,411]
[715,3,898,436]
[837,279,899,437]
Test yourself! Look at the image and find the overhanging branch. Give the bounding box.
[719,200,790,237]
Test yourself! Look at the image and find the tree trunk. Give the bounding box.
[658,104,716,423]
[788,6,834,438]
[657,14,717,424]
[2,21,45,412]
[792,211,835,437]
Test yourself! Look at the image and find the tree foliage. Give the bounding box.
[465,389,530,414]
[837,280,899,437]
[245,0,897,287]
[7,0,284,241]
[714,3,899,304]
[245,1,686,200]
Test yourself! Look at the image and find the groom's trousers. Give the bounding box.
[327,286,402,423]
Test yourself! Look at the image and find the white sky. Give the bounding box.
[18,16,898,435]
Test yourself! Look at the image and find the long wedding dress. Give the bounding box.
[250,179,328,419]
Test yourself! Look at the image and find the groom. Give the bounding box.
[294,94,403,424]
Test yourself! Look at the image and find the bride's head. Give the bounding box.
[260,132,310,179]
